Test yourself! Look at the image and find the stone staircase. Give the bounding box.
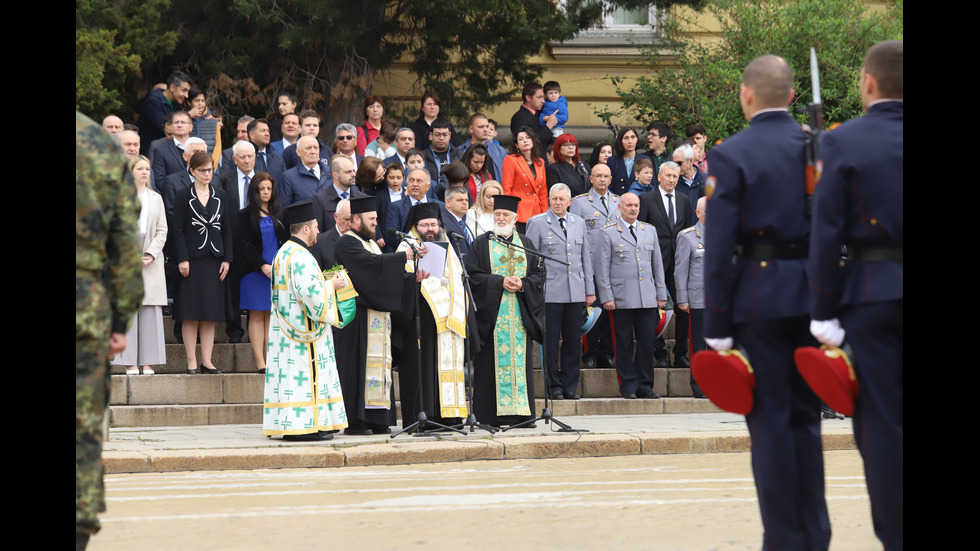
[109,315,720,427]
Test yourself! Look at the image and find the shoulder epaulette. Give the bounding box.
[573,193,589,198]
[603,222,618,229]
[681,226,696,234]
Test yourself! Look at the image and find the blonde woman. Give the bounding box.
[464,179,502,238]
[112,156,168,374]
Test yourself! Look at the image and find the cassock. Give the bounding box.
[395,229,469,428]
[465,231,545,427]
[263,237,348,436]
[334,229,415,430]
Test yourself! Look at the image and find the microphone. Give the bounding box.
[448,232,465,241]
[386,228,413,241]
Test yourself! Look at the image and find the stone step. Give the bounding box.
[108,367,714,427]
[109,397,721,427]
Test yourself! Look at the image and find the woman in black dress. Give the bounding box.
[173,151,233,374]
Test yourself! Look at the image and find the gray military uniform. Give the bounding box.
[526,210,595,303]
[674,221,705,309]
[569,188,620,248]
[595,221,667,308]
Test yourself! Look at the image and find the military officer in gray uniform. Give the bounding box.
[595,192,667,399]
[570,163,620,369]
[527,184,596,399]
[675,196,707,398]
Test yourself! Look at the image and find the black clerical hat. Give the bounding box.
[350,196,376,215]
[285,200,315,225]
[493,194,520,214]
[404,202,442,232]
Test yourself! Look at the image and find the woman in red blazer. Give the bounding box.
[501,126,548,232]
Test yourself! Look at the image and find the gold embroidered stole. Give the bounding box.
[489,235,531,416]
[346,230,393,409]
[399,230,468,418]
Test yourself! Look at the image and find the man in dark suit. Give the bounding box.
[218,141,255,211]
[311,198,352,270]
[442,186,471,258]
[248,119,284,183]
[383,128,416,168]
[703,54,829,550]
[331,122,365,171]
[807,40,903,550]
[311,155,367,232]
[509,82,555,147]
[152,110,194,191]
[639,161,693,369]
[386,169,444,251]
[280,136,332,205]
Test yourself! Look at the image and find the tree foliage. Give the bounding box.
[598,0,903,145]
[75,0,178,117]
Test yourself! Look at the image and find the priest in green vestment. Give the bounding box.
[465,194,545,428]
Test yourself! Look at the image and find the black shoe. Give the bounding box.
[567,394,582,400]
[551,391,564,400]
[343,427,374,435]
[257,368,266,374]
[199,365,222,374]
[582,356,597,369]
[370,424,392,434]
[654,358,668,369]
[596,354,616,368]
[694,392,707,399]
[673,356,691,369]
[637,391,662,399]
[283,432,333,441]
[186,369,200,374]
[228,336,243,344]
[624,393,637,399]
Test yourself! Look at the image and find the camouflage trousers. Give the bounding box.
[76,337,111,536]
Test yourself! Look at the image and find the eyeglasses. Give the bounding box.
[417,223,439,230]
[194,168,214,175]
[336,135,355,140]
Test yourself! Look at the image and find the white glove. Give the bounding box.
[810,319,845,347]
[706,337,733,351]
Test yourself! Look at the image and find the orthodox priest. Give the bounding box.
[334,196,417,435]
[465,194,545,428]
[394,202,469,428]
[263,201,348,441]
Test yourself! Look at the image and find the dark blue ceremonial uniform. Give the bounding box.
[704,109,829,551]
[809,101,903,550]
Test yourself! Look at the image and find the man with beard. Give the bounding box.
[394,202,468,428]
[333,197,418,435]
[465,195,545,428]
[263,201,348,441]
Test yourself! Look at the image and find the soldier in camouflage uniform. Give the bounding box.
[76,111,143,548]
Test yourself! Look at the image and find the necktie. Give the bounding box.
[242,175,250,208]
[463,222,473,244]
[257,152,267,172]
[600,195,608,215]
[559,217,567,238]
[309,167,318,179]
[629,225,637,242]
[666,193,675,225]
[340,190,349,200]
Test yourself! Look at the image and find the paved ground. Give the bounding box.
[91,451,876,551]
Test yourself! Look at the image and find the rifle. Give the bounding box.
[804,47,824,216]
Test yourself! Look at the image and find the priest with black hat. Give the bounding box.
[394,202,470,428]
[262,201,349,441]
[465,194,545,428]
[333,196,418,435]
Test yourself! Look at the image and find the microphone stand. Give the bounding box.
[489,234,587,433]
[391,232,465,438]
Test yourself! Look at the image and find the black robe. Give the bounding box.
[465,232,545,427]
[334,232,414,429]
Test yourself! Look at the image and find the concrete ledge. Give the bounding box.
[111,404,211,427]
[104,452,150,473]
[663,398,722,414]
[209,404,262,425]
[344,440,504,466]
[222,374,263,404]
[580,368,620,397]
[501,433,640,459]
[127,374,224,405]
[636,432,752,454]
[822,433,856,450]
[144,448,345,471]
